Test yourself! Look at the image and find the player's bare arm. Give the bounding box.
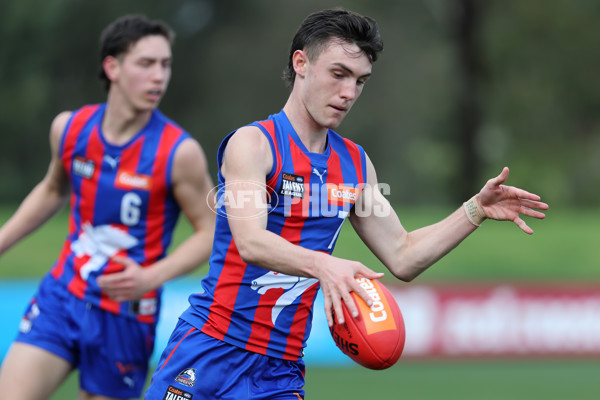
[0,112,71,256]
[98,138,216,301]
[222,126,383,326]
[350,155,549,282]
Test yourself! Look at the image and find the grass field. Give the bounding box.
[1,204,599,399]
[46,360,600,400]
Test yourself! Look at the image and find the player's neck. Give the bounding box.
[283,100,328,154]
[103,97,153,145]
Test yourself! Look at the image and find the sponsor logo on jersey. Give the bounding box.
[163,385,193,400]
[174,368,197,388]
[327,184,359,205]
[280,173,305,199]
[115,171,152,190]
[72,156,95,179]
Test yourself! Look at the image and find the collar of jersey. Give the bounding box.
[277,109,331,169]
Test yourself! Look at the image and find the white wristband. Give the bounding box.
[463,195,487,227]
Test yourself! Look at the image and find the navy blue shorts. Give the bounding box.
[15,274,156,398]
[145,319,305,400]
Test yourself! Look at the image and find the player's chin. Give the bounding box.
[322,116,345,130]
[135,101,160,113]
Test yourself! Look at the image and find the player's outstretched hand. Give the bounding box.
[478,167,549,234]
[316,252,384,327]
[97,256,156,301]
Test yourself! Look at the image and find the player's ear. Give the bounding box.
[102,55,120,83]
[292,50,308,79]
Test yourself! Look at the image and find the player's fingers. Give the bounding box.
[98,272,134,292]
[111,256,135,267]
[326,284,347,325]
[520,198,549,212]
[349,279,375,310]
[355,264,384,281]
[108,292,127,302]
[322,289,335,327]
[331,299,345,326]
[520,206,547,220]
[357,271,384,281]
[98,268,128,283]
[513,217,533,235]
[96,274,116,286]
[106,284,136,301]
[341,289,359,319]
[102,285,118,298]
[504,186,542,202]
[488,167,509,187]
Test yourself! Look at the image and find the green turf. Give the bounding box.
[48,360,600,400]
[304,360,600,400]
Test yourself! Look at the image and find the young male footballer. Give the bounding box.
[146,7,548,399]
[0,15,215,400]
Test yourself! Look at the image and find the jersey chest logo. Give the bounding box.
[280,173,305,199]
[72,156,96,179]
[115,171,152,190]
[327,183,360,205]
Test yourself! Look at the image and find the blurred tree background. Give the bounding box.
[0,0,598,208]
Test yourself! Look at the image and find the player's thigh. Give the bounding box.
[78,308,154,399]
[0,342,73,400]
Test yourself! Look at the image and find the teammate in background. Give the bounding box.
[0,15,215,400]
[145,8,548,400]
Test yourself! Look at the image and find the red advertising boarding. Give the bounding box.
[389,283,600,358]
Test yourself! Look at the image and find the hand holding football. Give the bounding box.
[329,277,405,370]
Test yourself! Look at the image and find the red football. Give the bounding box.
[329,277,405,370]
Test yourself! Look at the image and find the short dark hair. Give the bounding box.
[98,15,175,91]
[283,8,384,86]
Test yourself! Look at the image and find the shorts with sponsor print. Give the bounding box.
[15,273,156,398]
[145,319,305,400]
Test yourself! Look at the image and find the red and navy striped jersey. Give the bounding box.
[50,103,189,324]
[181,110,367,360]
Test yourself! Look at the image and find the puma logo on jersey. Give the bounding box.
[72,156,95,179]
[251,271,318,324]
[312,167,327,184]
[103,154,120,169]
